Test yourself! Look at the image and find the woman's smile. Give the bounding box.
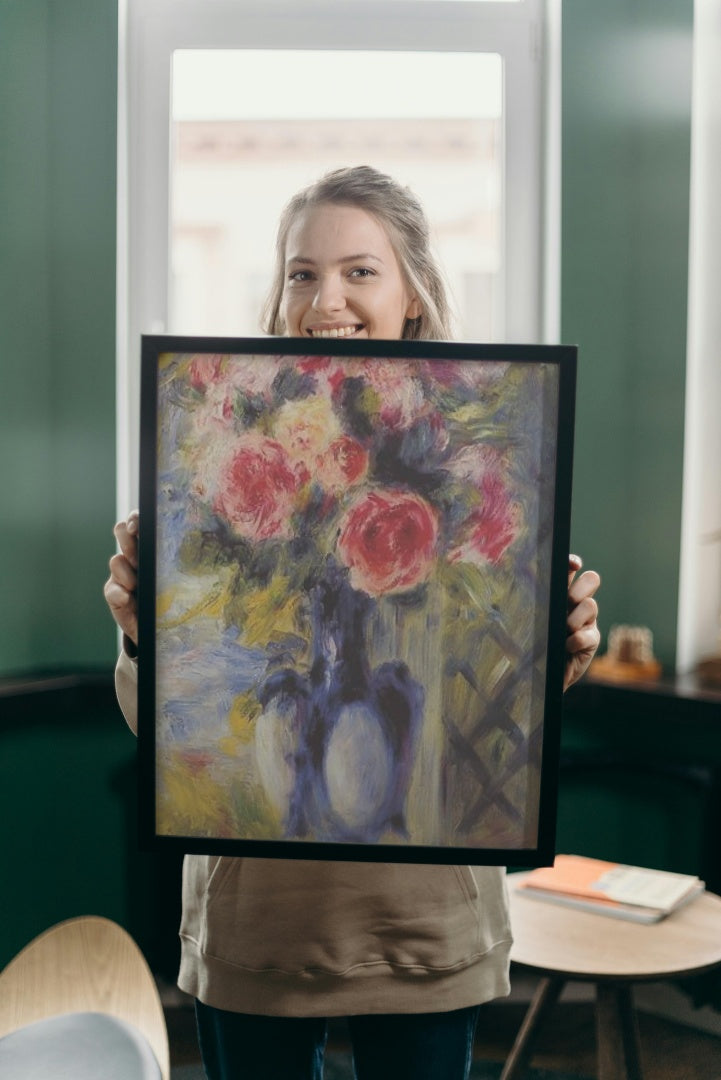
[306,323,365,339]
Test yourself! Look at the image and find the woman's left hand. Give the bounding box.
[564,554,601,691]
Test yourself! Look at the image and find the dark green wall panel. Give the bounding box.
[0,682,183,975]
[562,1,693,669]
[0,2,55,670]
[0,699,133,966]
[0,0,118,675]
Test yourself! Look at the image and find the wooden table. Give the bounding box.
[503,873,721,1080]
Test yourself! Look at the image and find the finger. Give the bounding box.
[567,553,583,588]
[563,651,595,691]
[108,552,137,593]
[113,519,139,567]
[566,594,599,634]
[103,580,139,642]
[566,623,601,657]
[568,568,601,607]
[103,577,133,612]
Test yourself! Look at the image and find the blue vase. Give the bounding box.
[257,564,424,843]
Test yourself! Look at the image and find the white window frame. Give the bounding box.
[676,0,721,674]
[116,0,559,512]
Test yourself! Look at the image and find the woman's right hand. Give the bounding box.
[104,510,139,646]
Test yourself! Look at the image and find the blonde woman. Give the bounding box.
[106,166,600,1080]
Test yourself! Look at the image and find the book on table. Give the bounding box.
[514,854,705,923]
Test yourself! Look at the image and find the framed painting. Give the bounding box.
[138,336,576,865]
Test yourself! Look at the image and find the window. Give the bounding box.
[169,49,503,340]
[118,0,557,510]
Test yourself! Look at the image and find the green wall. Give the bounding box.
[558,686,721,883]
[0,0,118,676]
[0,682,183,973]
[562,0,693,669]
[0,0,130,969]
[0,1,693,676]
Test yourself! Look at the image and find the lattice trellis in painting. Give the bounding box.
[441,563,547,852]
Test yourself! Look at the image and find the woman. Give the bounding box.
[106,166,600,1080]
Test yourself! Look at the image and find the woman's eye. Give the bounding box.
[288,270,313,283]
[349,267,375,279]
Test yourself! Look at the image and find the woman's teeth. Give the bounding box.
[310,325,360,338]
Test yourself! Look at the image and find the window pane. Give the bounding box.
[170,49,503,340]
[341,1,521,3]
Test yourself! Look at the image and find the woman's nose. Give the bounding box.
[312,274,345,314]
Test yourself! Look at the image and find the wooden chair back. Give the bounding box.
[0,916,169,1080]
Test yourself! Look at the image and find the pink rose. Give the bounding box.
[425,359,510,390]
[213,435,301,541]
[189,354,225,391]
[358,360,427,429]
[226,356,283,400]
[316,436,369,493]
[447,444,507,486]
[451,473,520,566]
[337,489,439,596]
[189,353,283,400]
[273,396,341,470]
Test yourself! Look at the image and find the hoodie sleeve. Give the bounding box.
[115,642,139,736]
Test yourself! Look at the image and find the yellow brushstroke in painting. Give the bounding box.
[217,690,262,756]
[158,755,233,838]
[446,405,503,448]
[217,578,304,759]
[155,576,231,629]
[236,577,304,649]
[158,351,205,377]
[155,575,233,835]
[157,352,176,373]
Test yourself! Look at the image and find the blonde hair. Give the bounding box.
[262,165,453,341]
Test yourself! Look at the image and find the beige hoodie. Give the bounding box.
[116,650,512,1016]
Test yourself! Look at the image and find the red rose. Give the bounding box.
[213,435,301,541]
[297,356,346,394]
[337,489,439,596]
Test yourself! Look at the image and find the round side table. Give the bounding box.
[503,872,721,1080]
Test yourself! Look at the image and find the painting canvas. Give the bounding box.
[138,336,576,865]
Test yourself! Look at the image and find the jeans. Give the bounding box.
[195,999,481,1080]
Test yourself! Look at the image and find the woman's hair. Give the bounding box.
[261,165,454,341]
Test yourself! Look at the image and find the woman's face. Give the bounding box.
[280,203,421,340]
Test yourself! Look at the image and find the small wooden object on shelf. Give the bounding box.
[590,624,662,683]
[696,653,721,689]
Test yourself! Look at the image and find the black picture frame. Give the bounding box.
[138,335,576,865]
